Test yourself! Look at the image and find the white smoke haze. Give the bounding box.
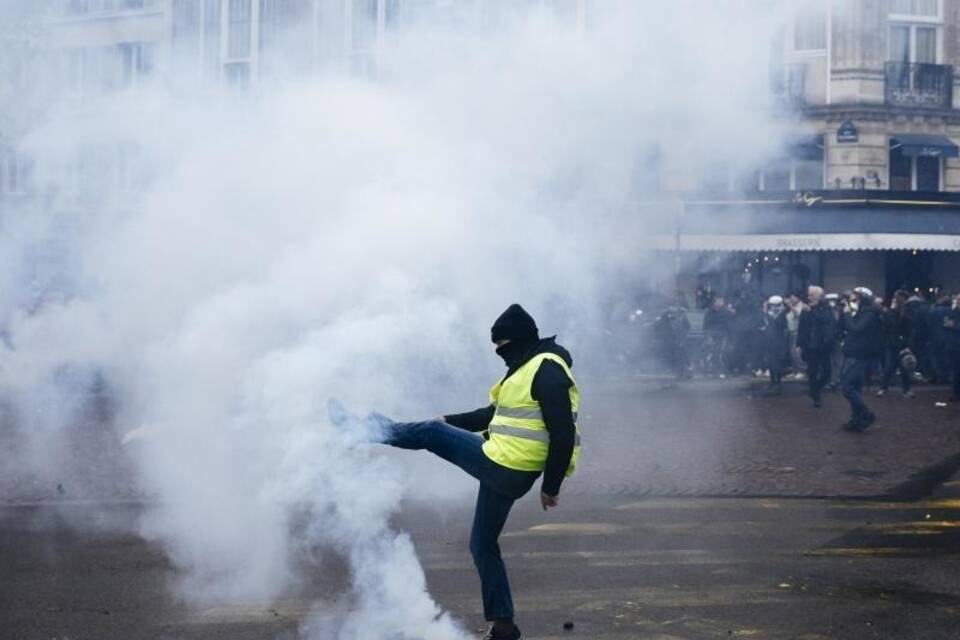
[0,2,789,637]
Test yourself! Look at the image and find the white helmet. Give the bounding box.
[767,295,784,305]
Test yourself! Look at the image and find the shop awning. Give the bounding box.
[643,233,960,252]
[890,133,959,158]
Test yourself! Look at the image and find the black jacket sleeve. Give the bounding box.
[531,360,575,497]
[443,405,495,432]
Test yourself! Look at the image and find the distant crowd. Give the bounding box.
[650,286,960,432]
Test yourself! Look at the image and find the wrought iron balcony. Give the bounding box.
[885,61,953,109]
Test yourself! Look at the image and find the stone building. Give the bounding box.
[657,0,960,303]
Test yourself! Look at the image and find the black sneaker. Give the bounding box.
[481,624,522,640]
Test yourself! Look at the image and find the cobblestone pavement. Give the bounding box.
[572,376,960,498]
[3,376,960,639]
[3,376,958,504]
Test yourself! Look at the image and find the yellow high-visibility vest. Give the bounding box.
[482,352,581,475]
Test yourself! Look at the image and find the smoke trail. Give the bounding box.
[0,2,787,637]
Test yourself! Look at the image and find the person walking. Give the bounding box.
[824,292,843,390]
[839,287,883,431]
[904,293,932,381]
[785,292,806,377]
[761,295,789,393]
[797,285,837,408]
[331,304,580,640]
[928,294,953,385]
[878,290,914,398]
[702,296,733,376]
[942,293,960,402]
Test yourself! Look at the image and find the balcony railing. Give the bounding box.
[885,61,953,109]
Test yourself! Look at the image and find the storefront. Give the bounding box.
[639,192,960,304]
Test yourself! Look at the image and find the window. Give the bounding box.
[224,62,250,89]
[228,0,252,59]
[352,0,379,51]
[794,159,824,190]
[118,42,153,89]
[0,153,31,196]
[260,0,310,50]
[889,142,941,191]
[890,0,940,17]
[917,156,940,191]
[172,0,202,48]
[203,0,221,80]
[890,24,938,63]
[764,163,792,191]
[793,5,826,51]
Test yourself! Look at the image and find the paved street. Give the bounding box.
[2,378,960,639]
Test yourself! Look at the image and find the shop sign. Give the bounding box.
[775,236,822,249]
[916,146,945,157]
[837,120,859,143]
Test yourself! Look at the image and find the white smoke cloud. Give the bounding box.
[0,2,787,637]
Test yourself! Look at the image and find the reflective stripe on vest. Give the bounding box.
[488,423,582,446]
[494,406,579,422]
[482,351,581,475]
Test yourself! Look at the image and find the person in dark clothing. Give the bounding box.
[330,304,578,640]
[701,297,732,375]
[797,285,836,408]
[839,287,883,431]
[703,296,732,335]
[904,294,932,381]
[942,294,960,401]
[928,295,953,384]
[878,291,914,397]
[761,295,789,393]
[653,307,691,379]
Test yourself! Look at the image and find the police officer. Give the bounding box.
[333,304,579,640]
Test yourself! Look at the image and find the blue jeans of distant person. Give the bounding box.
[841,357,874,426]
[381,419,539,621]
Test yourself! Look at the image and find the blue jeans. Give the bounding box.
[382,419,539,621]
[840,357,874,425]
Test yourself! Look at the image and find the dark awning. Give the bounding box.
[890,133,959,158]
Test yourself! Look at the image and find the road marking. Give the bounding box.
[506,522,625,535]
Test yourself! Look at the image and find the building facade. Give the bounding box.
[659,0,960,305]
[4,1,959,305]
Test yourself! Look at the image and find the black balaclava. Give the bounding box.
[491,304,539,367]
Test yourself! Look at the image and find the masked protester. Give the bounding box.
[797,285,837,408]
[330,304,579,640]
[838,287,883,431]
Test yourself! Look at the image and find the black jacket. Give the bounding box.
[840,307,883,359]
[703,307,732,335]
[940,307,960,352]
[797,302,837,354]
[881,307,912,350]
[444,337,577,497]
[761,310,789,357]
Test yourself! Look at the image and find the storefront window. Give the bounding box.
[916,156,940,190]
[890,145,912,190]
